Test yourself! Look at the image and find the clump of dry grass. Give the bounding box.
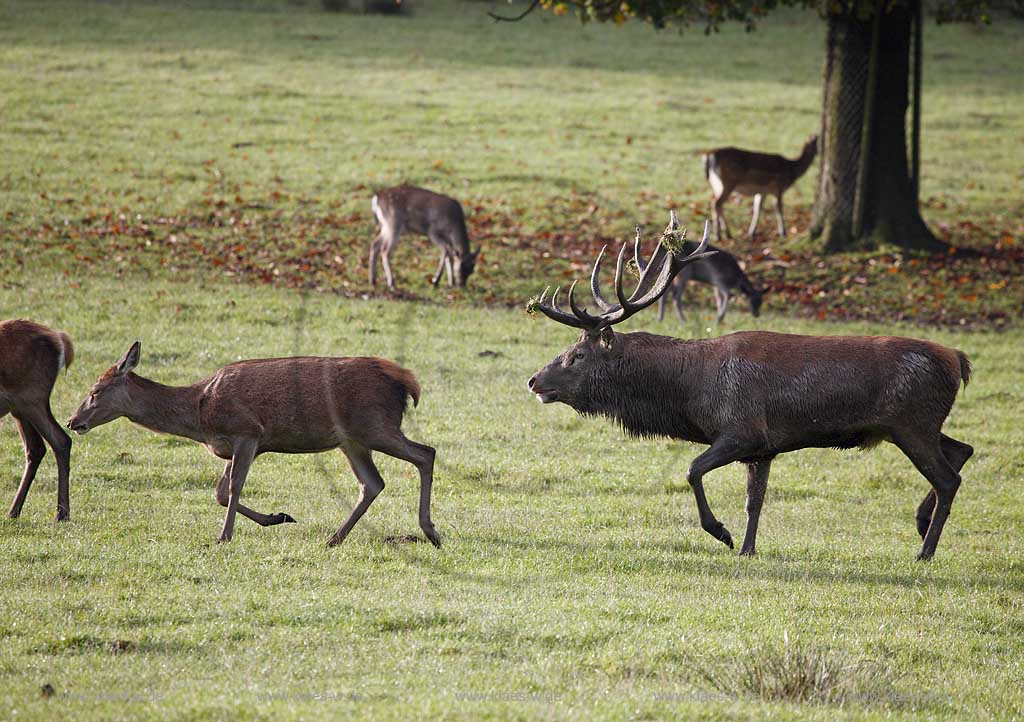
[692,635,895,705]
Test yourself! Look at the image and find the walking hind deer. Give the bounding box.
[67,343,441,547]
[527,212,971,561]
[369,185,480,289]
[1,319,74,521]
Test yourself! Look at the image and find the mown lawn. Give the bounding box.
[1,1,1022,720]
[1,272,1022,721]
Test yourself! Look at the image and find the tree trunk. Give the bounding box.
[810,2,944,253]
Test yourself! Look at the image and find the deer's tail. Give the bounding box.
[376,359,421,409]
[55,331,74,373]
[957,350,971,390]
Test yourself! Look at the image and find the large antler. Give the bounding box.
[534,211,714,331]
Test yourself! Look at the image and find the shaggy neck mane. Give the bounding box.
[577,333,702,441]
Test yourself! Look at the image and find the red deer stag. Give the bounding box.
[704,135,817,240]
[527,213,971,560]
[67,343,441,547]
[370,185,480,289]
[1,319,74,521]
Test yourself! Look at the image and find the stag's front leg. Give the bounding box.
[739,459,771,556]
[219,439,258,542]
[774,194,786,238]
[686,436,754,549]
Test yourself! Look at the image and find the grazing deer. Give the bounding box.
[67,343,441,547]
[369,185,481,289]
[704,135,818,240]
[527,212,971,561]
[1,319,74,521]
[656,240,763,324]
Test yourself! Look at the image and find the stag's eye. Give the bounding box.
[575,351,585,360]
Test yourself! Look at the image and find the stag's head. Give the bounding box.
[527,213,712,408]
[67,342,141,434]
[455,246,481,287]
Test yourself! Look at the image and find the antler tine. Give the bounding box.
[613,241,633,311]
[567,279,603,325]
[633,225,645,271]
[589,245,614,312]
[535,285,589,329]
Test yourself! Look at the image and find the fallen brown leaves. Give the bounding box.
[2,189,1020,330]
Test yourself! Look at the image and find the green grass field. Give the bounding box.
[1,1,1023,720]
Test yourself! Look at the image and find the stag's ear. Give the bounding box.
[114,341,142,375]
[598,326,616,350]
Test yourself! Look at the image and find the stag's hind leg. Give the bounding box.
[893,433,962,560]
[739,459,772,556]
[916,434,973,539]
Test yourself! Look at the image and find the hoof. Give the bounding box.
[717,525,734,549]
[276,512,297,524]
[738,546,756,557]
[915,551,934,562]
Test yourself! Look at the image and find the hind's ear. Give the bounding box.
[114,341,141,375]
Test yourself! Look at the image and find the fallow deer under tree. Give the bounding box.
[67,344,441,547]
[656,240,763,324]
[369,185,480,289]
[704,135,818,240]
[527,212,971,560]
[1,319,74,521]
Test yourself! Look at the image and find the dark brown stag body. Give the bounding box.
[528,214,972,560]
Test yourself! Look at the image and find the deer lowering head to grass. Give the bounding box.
[527,212,972,561]
[656,240,763,324]
[704,135,818,240]
[1,319,74,521]
[67,344,440,547]
[370,185,481,289]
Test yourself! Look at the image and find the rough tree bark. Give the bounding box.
[810,1,944,253]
